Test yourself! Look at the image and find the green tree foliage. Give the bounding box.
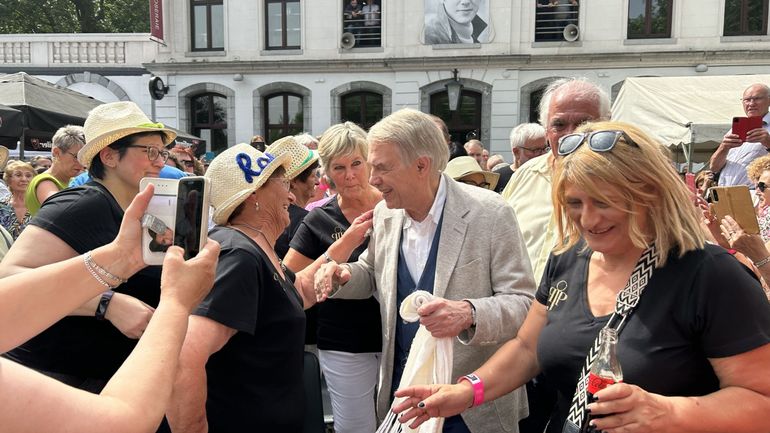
[0,0,149,33]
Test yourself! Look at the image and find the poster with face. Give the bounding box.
[423,0,493,44]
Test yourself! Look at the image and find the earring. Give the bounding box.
[255,202,260,212]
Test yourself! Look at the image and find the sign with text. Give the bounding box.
[150,0,164,44]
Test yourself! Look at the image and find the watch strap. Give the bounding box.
[95,290,115,321]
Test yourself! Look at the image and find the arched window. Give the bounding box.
[430,90,482,144]
[264,92,304,144]
[190,93,227,154]
[341,91,383,130]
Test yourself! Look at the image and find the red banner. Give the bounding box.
[150,0,164,43]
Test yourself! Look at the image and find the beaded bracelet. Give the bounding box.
[755,255,770,268]
[83,251,127,289]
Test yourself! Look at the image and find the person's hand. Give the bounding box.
[701,201,730,248]
[159,240,220,312]
[721,132,744,150]
[109,183,155,277]
[314,262,351,302]
[105,293,155,339]
[586,383,672,433]
[720,215,770,262]
[341,209,374,247]
[417,298,473,338]
[747,127,770,148]
[392,382,474,429]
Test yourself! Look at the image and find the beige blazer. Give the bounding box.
[335,174,536,433]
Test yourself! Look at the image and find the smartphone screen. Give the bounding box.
[175,177,206,260]
[685,173,696,194]
[145,187,177,255]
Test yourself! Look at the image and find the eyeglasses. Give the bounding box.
[758,181,767,193]
[459,179,491,189]
[557,130,638,156]
[741,96,769,104]
[127,145,170,163]
[268,176,291,191]
[180,159,195,168]
[518,145,549,154]
[65,151,79,159]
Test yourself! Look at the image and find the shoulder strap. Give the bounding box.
[563,245,659,432]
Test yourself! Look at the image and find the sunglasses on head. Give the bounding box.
[557,130,639,156]
[758,181,767,192]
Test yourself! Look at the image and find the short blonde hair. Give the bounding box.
[746,155,770,184]
[552,121,706,266]
[317,122,369,169]
[368,108,449,172]
[3,160,35,183]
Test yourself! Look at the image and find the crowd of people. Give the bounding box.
[1,77,769,433]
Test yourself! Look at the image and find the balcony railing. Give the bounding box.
[535,3,579,42]
[0,34,157,67]
[341,15,382,48]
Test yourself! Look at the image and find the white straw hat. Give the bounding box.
[79,101,176,167]
[205,143,292,225]
[265,136,319,180]
[444,156,500,191]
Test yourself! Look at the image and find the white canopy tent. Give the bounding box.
[611,75,770,170]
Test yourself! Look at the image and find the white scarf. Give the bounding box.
[377,291,454,433]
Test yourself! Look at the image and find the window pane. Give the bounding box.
[267,95,284,125]
[212,95,227,124]
[287,1,301,47]
[211,4,224,49]
[650,0,669,35]
[193,96,210,124]
[211,127,227,154]
[748,0,767,33]
[724,0,741,34]
[459,95,478,124]
[193,5,207,49]
[341,94,362,123]
[627,0,646,37]
[364,94,383,126]
[287,95,302,125]
[267,3,283,48]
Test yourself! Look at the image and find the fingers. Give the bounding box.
[125,183,154,221]
[416,299,443,316]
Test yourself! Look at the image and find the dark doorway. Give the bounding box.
[430,89,482,145]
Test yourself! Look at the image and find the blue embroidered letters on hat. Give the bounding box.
[236,152,275,183]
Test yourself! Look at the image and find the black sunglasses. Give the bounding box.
[758,181,767,193]
[557,130,638,156]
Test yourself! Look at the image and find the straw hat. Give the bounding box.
[205,143,292,225]
[444,156,500,191]
[0,146,8,170]
[78,101,176,167]
[265,136,319,180]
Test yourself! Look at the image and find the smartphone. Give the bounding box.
[732,116,764,142]
[684,173,696,194]
[705,186,760,234]
[139,177,211,265]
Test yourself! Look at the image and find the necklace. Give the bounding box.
[230,222,286,271]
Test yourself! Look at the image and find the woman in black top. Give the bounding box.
[1,101,176,392]
[285,122,383,433]
[393,121,770,433]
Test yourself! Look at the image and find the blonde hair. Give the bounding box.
[3,160,35,183]
[746,154,770,184]
[317,122,369,170]
[551,121,706,266]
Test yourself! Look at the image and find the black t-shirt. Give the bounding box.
[289,197,382,353]
[197,227,306,433]
[493,164,514,194]
[275,203,309,259]
[536,242,770,431]
[4,182,162,380]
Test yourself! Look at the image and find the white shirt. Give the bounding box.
[719,112,770,187]
[401,175,447,285]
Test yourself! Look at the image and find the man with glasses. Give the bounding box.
[500,78,610,433]
[493,123,547,193]
[710,83,770,187]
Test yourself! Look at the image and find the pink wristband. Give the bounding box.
[458,373,484,407]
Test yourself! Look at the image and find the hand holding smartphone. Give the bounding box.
[732,116,764,142]
[705,185,760,235]
[139,177,211,265]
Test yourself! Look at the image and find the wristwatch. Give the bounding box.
[95,290,115,321]
[464,300,477,327]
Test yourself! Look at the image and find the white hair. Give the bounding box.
[509,123,546,150]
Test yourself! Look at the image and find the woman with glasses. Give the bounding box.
[0,101,178,411]
[0,160,35,239]
[25,125,85,216]
[392,121,770,433]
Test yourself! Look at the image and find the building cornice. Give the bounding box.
[144,50,770,74]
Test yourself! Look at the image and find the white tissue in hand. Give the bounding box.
[400,290,434,323]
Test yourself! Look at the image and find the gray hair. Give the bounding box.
[52,125,85,152]
[510,123,546,149]
[294,132,319,148]
[317,122,368,170]
[368,108,450,172]
[464,139,484,151]
[538,77,611,127]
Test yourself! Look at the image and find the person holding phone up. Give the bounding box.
[0,101,177,406]
[709,83,770,187]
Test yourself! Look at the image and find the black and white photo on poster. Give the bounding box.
[423,0,493,44]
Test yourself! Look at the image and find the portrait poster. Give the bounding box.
[422,0,493,44]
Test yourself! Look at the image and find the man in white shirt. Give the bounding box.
[316,108,535,433]
[710,83,770,187]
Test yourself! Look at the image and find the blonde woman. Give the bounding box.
[0,160,35,238]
